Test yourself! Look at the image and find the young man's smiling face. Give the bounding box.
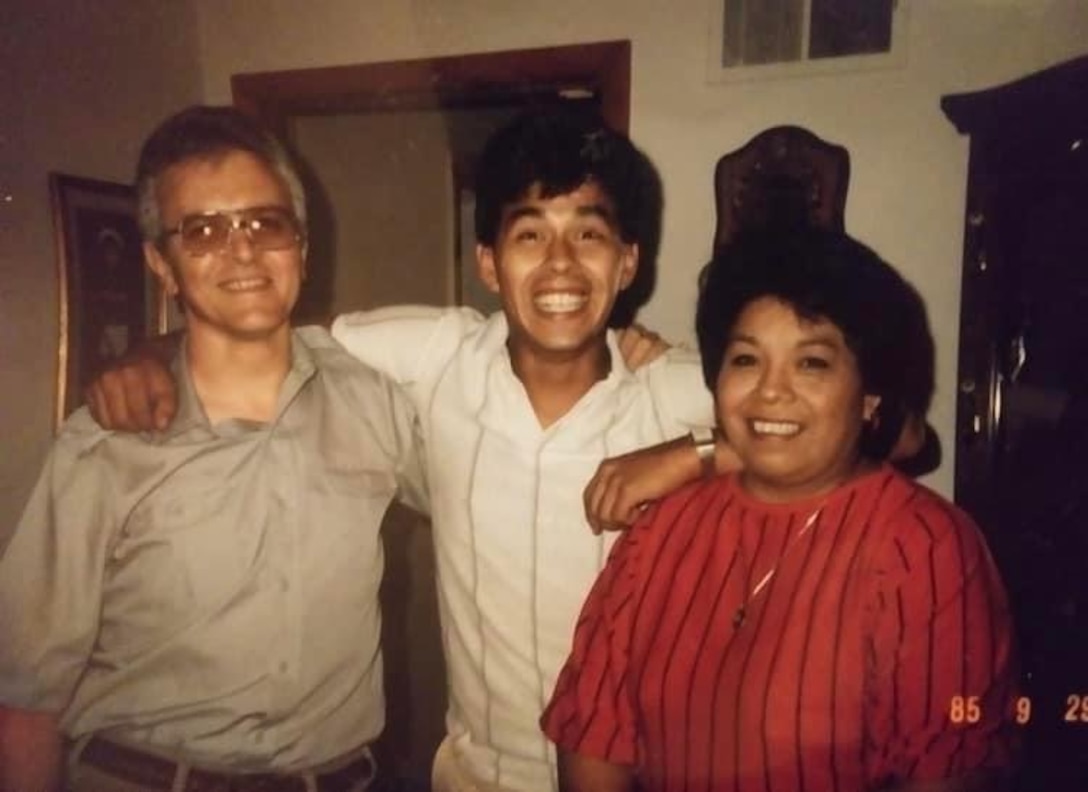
[477,180,638,365]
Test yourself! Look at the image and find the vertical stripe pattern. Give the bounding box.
[542,466,1018,791]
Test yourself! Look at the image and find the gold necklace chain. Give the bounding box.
[732,506,823,630]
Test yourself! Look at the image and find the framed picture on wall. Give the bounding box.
[49,173,167,428]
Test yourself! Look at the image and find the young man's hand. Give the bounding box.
[84,334,181,431]
[615,323,669,370]
[584,431,743,534]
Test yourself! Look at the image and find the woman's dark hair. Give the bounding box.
[695,229,934,460]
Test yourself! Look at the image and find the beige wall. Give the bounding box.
[0,1,201,534]
[192,0,1088,496]
[4,1,1087,525]
[289,106,517,321]
[292,111,455,316]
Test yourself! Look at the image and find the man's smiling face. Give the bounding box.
[146,149,304,343]
[477,180,638,364]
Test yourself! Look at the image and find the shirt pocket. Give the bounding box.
[104,484,261,636]
[299,467,395,607]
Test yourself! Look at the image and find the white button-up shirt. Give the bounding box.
[333,307,713,791]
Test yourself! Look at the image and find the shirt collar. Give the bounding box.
[163,330,317,439]
[484,311,633,386]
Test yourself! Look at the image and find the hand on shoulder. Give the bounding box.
[84,333,180,432]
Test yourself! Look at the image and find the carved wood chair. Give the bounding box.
[712,124,850,252]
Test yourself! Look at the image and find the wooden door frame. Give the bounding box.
[230,40,632,320]
[231,40,631,134]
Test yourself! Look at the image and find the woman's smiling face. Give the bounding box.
[716,296,881,503]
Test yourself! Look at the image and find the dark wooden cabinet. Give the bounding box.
[943,56,1088,790]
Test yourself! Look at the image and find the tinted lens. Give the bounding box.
[245,207,299,250]
[178,214,229,254]
[176,207,300,255]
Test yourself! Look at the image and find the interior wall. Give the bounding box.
[289,105,522,322]
[192,0,1088,497]
[292,112,455,318]
[0,1,202,538]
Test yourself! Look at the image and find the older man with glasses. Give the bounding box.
[0,105,426,792]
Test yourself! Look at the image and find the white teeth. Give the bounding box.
[534,292,586,313]
[222,277,268,292]
[752,420,800,436]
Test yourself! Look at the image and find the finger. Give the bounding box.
[122,367,155,430]
[586,482,622,534]
[585,464,624,535]
[84,380,109,427]
[622,322,655,352]
[611,474,638,518]
[584,470,610,535]
[616,327,637,360]
[630,334,659,368]
[145,363,178,430]
[608,484,642,527]
[625,501,651,524]
[596,503,646,533]
[100,371,138,430]
[595,519,625,534]
[151,387,178,431]
[624,329,668,370]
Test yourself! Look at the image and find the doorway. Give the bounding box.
[232,41,629,325]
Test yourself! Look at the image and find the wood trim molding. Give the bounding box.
[231,40,631,133]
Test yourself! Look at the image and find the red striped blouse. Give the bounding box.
[542,465,1018,791]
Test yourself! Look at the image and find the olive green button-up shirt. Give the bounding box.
[0,326,426,771]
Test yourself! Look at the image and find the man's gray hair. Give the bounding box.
[135,105,306,243]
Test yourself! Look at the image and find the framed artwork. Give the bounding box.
[50,173,167,428]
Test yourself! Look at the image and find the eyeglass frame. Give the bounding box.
[156,205,305,256]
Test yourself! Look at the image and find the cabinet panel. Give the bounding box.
[944,56,1088,791]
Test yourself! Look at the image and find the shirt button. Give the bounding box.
[278,661,288,674]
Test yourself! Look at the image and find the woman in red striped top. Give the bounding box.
[542,230,1019,792]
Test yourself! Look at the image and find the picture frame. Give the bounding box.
[50,173,167,428]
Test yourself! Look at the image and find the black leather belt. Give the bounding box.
[77,736,375,792]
